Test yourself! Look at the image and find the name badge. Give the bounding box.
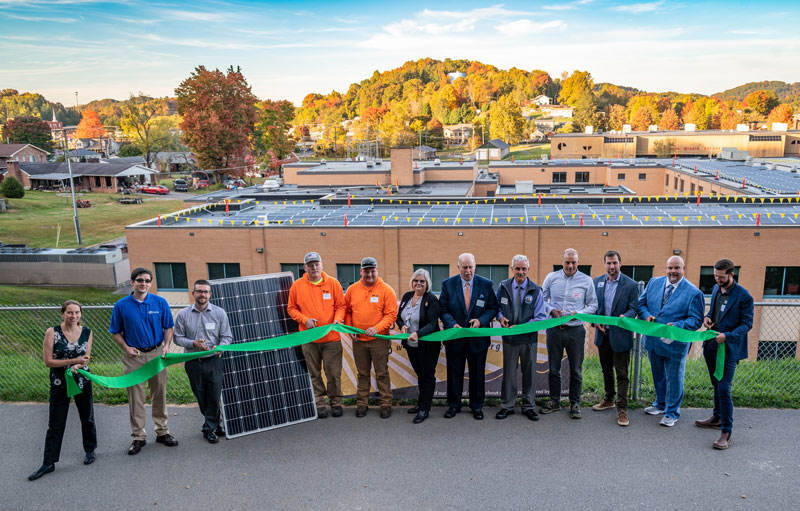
[573,291,581,299]
[205,322,216,330]
[597,281,604,288]
[370,296,379,303]
[500,297,509,305]
[720,305,725,312]
[476,299,485,307]
[323,293,331,300]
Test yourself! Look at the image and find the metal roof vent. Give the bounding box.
[320,159,327,165]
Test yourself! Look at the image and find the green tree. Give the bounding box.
[571,90,598,132]
[489,95,524,144]
[3,116,54,152]
[0,175,25,198]
[253,99,296,163]
[175,65,258,172]
[557,70,594,106]
[118,144,142,157]
[653,138,676,158]
[119,94,171,168]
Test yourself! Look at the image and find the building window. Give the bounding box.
[698,186,703,193]
[698,266,740,294]
[680,179,685,192]
[665,175,669,186]
[749,135,781,142]
[639,173,647,181]
[575,171,589,183]
[477,265,509,289]
[621,265,654,285]
[552,172,566,183]
[413,264,450,293]
[617,173,625,181]
[673,176,678,189]
[691,183,695,194]
[552,264,592,276]
[757,341,797,360]
[763,266,800,296]
[337,264,361,291]
[208,263,241,280]
[154,262,188,291]
[280,263,305,281]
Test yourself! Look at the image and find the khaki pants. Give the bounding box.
[123,346,168,440]
[352,338,392,407]
[301,341,343,408]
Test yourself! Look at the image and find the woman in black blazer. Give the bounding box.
[396,269,441,424]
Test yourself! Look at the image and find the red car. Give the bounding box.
[140,184,170,195]
[195,180,210,189]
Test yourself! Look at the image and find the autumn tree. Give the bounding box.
[631,107,653,132]
[766,104,794,128]
[658,109,680,130]
[3,116,53,152]
[606,104,627,131]
[75,110,106,139]
[119,94,173,168]
[572,90,598,132]
[253,99,295,163]
[489,95,524,144]
[719,109,743,130]
[653,138,676,158]
[175,65,258,173]
[557,70,593,107]
[744,90,779,116]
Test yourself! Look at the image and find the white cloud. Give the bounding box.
[542,5,576,10]
[494,19,567,36]
[159,9,234,23]
[611,1,665,14]
[6,13,79,22]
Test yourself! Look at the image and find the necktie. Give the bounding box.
[463,281,471,311]
[514,285,524,323]
[662,284,674,306]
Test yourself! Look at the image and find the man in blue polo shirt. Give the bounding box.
[110,267,178,455]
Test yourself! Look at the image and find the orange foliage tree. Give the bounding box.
[658,109,680,130]
[74,110,106,138]
[766,104,794,128]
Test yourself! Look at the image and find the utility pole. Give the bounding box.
[62,127,83,244]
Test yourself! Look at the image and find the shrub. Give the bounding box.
[0,176,25,198]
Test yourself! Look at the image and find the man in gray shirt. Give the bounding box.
[540,248,598,419]
[174,279,233,443]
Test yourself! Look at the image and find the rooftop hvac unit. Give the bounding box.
[320,159,327,164]
[366,161,374,168]
[772,122,788,132]
[434,158,441,165]
[514,181,534,194]
[685,124,696,132]
[736,124,749,132]
[648,125,658,132]
[584,126,594,134]
[375,158,383,165]
[622,124,632,134]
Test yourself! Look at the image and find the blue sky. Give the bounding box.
[1,0,798,106]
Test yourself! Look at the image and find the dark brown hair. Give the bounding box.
[61,300,83,326]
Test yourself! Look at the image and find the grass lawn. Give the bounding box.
[0,285,123,306]
[0,190,184,248]
[504,143,551,161]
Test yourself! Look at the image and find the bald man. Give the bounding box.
[637,256,704,427]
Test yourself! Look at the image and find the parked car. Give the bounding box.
[173,179,188,192]
[195,180,210,189]
[140,184,170,195]
[225,179,247,189]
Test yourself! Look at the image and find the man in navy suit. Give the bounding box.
[696,258,753,449]
[637,255,704,427]
[590,250,639,427]
[439,253,499,420]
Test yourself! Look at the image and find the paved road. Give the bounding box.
[2,403,797,510]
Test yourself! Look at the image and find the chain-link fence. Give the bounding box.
[1,303,798,407]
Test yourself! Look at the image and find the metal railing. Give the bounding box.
[1,303,798,407]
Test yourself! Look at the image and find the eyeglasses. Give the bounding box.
[134,278,152,283]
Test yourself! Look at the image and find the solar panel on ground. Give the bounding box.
[209,273,316,438]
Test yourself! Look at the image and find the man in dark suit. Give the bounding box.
[590,250,639,427]
[439,253,499,420]
[696,258,753,450]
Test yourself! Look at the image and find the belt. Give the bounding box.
[557,324,582,330]
[138,343,163,353]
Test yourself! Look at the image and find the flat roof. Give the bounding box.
[553,129,799,137]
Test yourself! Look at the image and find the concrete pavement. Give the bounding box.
[2,402,798,510]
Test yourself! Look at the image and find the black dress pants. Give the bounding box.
[43,373,97,465]
[445,343,488,411]
[185,355,223,433]
[405,341,441,412]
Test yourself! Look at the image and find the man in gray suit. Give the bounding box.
[590,251,639,427]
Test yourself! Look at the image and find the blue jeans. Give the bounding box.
[648,348,687,419]
[703,343,737,433]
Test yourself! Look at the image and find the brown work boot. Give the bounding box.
[712,432,732,450]
[380,406,392,419]
[355,405,367,418]
[617,409,629,427]
[592,399,615,411]
[695,416,721,429]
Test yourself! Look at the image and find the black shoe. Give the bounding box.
[28,464,54,481]
[355,405,367,418]
[317,408,328,419]
[83,451,95,465]
[331,406,343,418]
[412,410,429,424]
[495,408,514,420]
[155,434,178,447]
[128,439,146,455]
[524,409,540,422]
[408,405,420,414]
[443,407,460,419]
[204,432,219,444]
[214,426,226,437]
[472,410,484,420]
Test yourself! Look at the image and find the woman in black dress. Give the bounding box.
[396,269,441,424]
[28,300,97,481]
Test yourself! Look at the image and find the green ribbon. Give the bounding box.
[66,316,722,398]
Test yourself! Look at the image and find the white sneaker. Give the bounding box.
[644,406,664,415]
[660,416,678,427]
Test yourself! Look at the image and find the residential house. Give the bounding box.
[443,124,473,145]
[533,95,552,106]
[7,160,156,192]
[0,144,50,181]
[542,105,574,118]
[412,145,438,160]
[475,139,510,161]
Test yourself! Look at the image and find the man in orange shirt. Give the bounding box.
[344,257,398,419]
[287,252,346,418]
